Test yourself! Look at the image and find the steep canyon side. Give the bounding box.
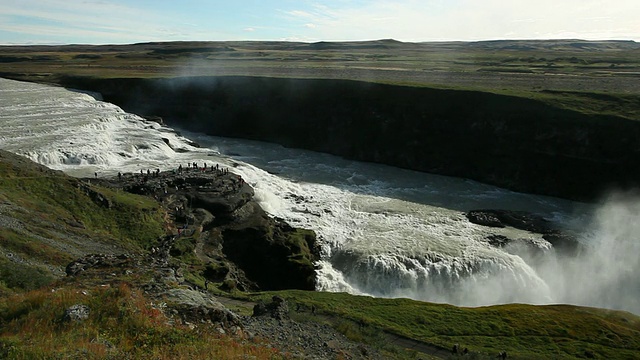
[58,76,640,201]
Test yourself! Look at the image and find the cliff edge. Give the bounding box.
[58,75,640,202]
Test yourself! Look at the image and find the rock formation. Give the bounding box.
[92,163,319,291]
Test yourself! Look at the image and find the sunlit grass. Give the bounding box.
[0,283,288,359]
[251,290,640,359]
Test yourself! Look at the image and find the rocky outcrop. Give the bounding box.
[65,254,134,276]
[92,165,319,291]
[220,205,320,291]
[468,209,582,254]
[57,75,640,202]
[163,288,241,327]
[253,296,289,320]
[466,210,553,233]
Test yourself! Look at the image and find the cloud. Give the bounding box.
[0,0,190,43]
[286,10,315,19]
[1,0,638,44]
[282,0,640,41]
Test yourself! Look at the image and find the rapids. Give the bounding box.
[1,78,637,314]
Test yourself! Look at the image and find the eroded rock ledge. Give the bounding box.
[466,209,582,255]
[91,165,320,292]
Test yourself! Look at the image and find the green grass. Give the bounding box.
[0,174,165,252]
[0,259,54,293]
[0,152,167,293]
[0,227,74,266]
[250,290,640,359]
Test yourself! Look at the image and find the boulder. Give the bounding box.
[252,296,289,320]
[63,304,90,322]
[163,288,240,326]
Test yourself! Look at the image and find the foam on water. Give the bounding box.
[2,78,637,313]
[0,78,218,175]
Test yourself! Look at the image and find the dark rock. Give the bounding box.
[252,296,289,320]
[466,210,553,233]
[487,234,511,247]
[63,304,90,322]
[252,301,269,317]
[90,160,317,292]
[79,184,112,208]
[543,231,583,255]
[222,213,320,291]
[65,254,132,276]
[467,211,505,228]
[474,211,583,255]
[143,115,164,125]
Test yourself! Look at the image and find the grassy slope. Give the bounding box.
[0,152,290,359]
[0,151,165,293]
[0,284,286,360]
[252,290,640,359]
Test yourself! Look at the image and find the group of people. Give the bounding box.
[110,161,235,182]
[177,161,227,174]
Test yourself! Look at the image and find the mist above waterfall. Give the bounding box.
[534,191,640,314]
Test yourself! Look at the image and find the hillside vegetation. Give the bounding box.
[252,290,640,359]
[0,150,165,295]
[0,151,639,359]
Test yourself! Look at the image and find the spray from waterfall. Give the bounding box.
[534,191,640,314]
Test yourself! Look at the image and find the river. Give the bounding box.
[1,77,637,313]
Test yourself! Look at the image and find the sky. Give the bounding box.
[0,0,639,45]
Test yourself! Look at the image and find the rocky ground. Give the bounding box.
[63,247,388,359]
[56,166,392,358]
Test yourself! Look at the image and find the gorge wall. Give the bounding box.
[59,76,640,201]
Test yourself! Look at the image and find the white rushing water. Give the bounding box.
[1,78,638,313]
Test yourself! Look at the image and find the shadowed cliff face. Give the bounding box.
[60,76,640,201]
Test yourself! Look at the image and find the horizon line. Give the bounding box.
[1,37,638,47]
